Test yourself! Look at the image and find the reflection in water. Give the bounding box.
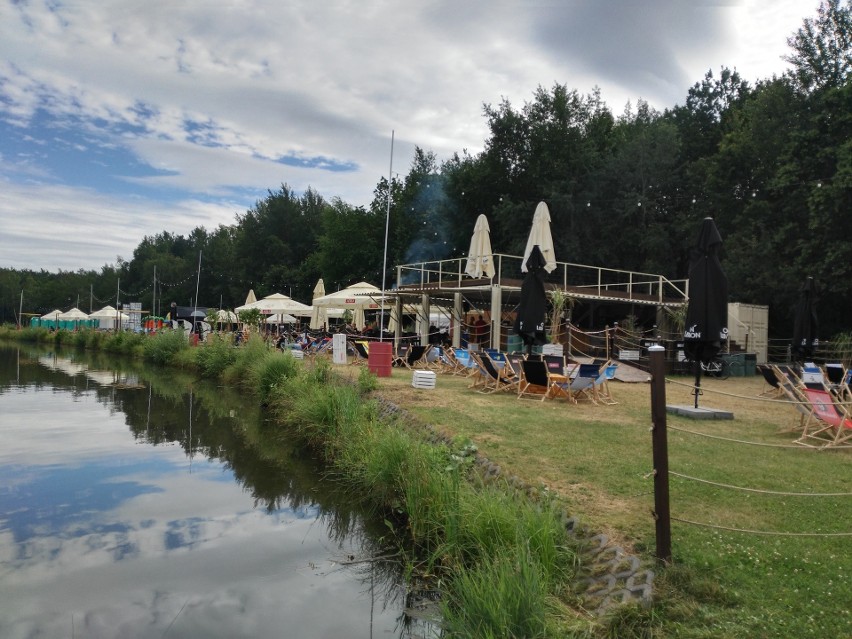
[0,344,439,639]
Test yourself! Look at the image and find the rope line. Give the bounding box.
[668,425,809,448]
[669,471,852,496]
[664,377,814,405]
[671,517,852,537]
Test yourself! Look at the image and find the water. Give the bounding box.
[0,344,435,639]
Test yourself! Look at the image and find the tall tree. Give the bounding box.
[785,0,852,92]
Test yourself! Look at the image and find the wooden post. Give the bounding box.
[649,345,672,564]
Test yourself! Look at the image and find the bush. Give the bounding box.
[195,333,237,378]
[142,330,190,365]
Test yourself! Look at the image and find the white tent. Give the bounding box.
[522,201,557,273]
[40,309,63,321]
[89,305,130,330]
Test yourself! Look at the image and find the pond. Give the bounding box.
[0,343,438,639]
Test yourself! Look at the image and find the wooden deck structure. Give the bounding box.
[389,254,688,350]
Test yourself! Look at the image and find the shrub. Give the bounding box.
[142,330,190,365]
[195,333,237,378]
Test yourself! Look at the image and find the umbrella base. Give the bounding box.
[666,405,734,420]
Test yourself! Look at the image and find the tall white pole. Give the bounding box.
[152,265,157,322]
[193,251,202,332]
[380,130,394,341]
[115,278,120,332]
[18,289,23,330]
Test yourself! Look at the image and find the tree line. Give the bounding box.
[2,1,850,338]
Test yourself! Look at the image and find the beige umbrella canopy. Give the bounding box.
[235,292,312,316]
[265,313,297,324]
[214,309,238,322]
[522,201,557,273]
[313,282,386,329]
[244,289,257,305]
[465,214,495,279]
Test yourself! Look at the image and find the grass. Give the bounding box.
[373,367,852,638]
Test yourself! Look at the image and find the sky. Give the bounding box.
[0,0,815,272]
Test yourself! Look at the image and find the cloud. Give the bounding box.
[0,0,812,272]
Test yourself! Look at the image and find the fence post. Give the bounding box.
[649,345,672,564]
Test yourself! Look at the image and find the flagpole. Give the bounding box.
[193,251,202,334]
[379,130,394,342]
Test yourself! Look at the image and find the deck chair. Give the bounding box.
[453,347,480,376]
[467,351,492,391]
[403,344,431,369]
[757,364,783,398]
[591,362,618,405]
[349,340,370,365]
[795,388,852,449]
[823,363,847,395]
[393,343,409,367]
[484,351,519,392]
[518,359,570,401]
[568,375,596,403]
[543,354,565,377]
[771,364,813,434]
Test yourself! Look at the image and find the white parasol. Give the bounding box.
[521,201,557,273]
[235,292,312,316]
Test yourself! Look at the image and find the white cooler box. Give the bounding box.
[411,370,436,389]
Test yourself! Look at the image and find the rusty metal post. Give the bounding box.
[649,345,672,564]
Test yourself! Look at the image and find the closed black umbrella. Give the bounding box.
[514,245,548,353]
[792,276,818,362]
[683,218,728,408]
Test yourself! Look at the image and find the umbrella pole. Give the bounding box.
[693,360,702,409]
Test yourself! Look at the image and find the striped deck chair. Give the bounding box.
[796,388,852,449]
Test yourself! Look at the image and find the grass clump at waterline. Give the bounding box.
[222,350,590,637]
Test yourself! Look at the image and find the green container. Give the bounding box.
[722,353,747,377]
[506,334,524,353]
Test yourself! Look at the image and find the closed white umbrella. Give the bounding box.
[310,278,327,330]
[464,214,495,278]
[522,201,557,273]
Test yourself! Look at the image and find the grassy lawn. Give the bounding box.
[362,365,852,638]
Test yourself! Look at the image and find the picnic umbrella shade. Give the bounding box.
[235,292,312,316]
[683,217,728,408]
[464,214,495,279]
[522,202,557,274]
[514,245,549,351]
[312,282,386,310]
[792,276,818,361]
[310,278,328,330]
[244,289,257,306]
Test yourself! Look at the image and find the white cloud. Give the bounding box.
[0,0,815,271]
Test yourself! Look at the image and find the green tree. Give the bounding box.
[785,0,852,92]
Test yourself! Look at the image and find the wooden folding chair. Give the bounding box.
[796,388,852,449]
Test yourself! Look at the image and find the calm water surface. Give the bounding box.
[0,344,434,639]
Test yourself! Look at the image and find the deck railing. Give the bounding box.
[396,254,687,305]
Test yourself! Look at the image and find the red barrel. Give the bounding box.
[367,341,393,377]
